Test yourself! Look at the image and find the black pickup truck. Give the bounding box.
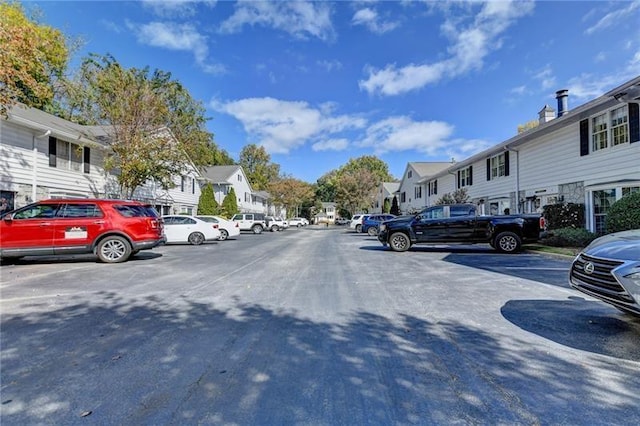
[377,203,544,253]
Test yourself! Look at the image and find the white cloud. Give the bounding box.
[352,8,399,34]
[312,138,349,152]
[219,1,335,41]
[566,51,640,101]
[317,59,343,72]
[359,0,535,96]
[211,97,365,154]
[534,65,556,91]
[357,116,454,155]
[141,0,217,18]
[129,21,225,74]
[585,1,640,35]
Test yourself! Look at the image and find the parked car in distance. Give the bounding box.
[349,214,370,233]
[230,213,267,234]
[196,215,240,241]
[277,217,289,229]
[362,214,396,236]
[0,198,164,263]
[569,229,640,316]
[335,218,350,225]
[288,217,308,227]
[265,216,285,232]
[162,215,220,245]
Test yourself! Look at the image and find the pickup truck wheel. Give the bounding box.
[494,232,521,253]
[355,224,362,233]
[367,227,378,236]
[188,232,205,245]
[389,232,411,252]
[252,224,263,234]
[96,236,132,263]
[270,225,279,232]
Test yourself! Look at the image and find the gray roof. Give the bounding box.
[409,162,452,177]
[200,165,242,183]
[6,104,108,148]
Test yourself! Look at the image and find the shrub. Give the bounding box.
[605,192,640,233]
[541,227,597,248]
[542,203,584,230]
[197,183,218,215]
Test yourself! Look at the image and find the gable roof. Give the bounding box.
[409,162,452,177]
[6,104,106,148]
[382,182,400,194]
[200,165,242,183]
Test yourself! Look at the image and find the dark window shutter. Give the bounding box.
[629,103,639,144]
[428,183,431,197]
[457,171,461,189]
[434,180,437,195]
[83,147,90,174]
[504,151,510,176]
[486,158,491,181]
[579,119,589,155]
[468,166,473,186]
[49,137,57,167]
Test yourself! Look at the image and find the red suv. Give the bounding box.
[0,199,165,263]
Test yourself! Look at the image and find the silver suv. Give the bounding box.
[230,213,266,234]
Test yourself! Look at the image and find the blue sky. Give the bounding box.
[29,0,640,183]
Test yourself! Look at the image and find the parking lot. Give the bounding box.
[2,226,640,424]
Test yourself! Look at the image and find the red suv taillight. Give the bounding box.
[539,217,546,230]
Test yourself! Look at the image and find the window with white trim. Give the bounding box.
[490,154,506,179]
[460,167,472,187]
[592,113,608,151]
[611,105,629,146]
[414,186,422,199]
[56,140,83,172]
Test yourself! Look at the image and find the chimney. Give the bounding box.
[538,104,556,124]
[556,89,568,117]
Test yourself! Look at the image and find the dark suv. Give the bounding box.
[0,199,165,263]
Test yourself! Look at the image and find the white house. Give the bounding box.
[201,165,270,214]
[421,76,640,233]
[372,181,400,214]
[395,162,452,214]
[0,104,202,214]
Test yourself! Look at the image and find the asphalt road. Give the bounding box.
[1,226,640,425]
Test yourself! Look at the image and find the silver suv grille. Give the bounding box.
[570,253,632,303]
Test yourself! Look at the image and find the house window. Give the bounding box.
[592,113,608,151]
[238,174,242,182]
[400,192,406,203]
[593,189,616,234]
[611,105,629,146]
[414,186,422,199]
[622,186,640,196]
[181,176,185,192]
[428,180,437,196]
[458,166,472,187]
[489,153,507,180]
[54,139,83,172]
[408,170,412,178]
[245,192,250,202]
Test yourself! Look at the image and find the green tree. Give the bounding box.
[63,54,190,198]
[390,196,400,215]
[315,170,337,202]
[197,183,218,215]
[0,1,70,115]
[436,188,469,205]
[221,187,239,217]
[333,156,392,215]
[268,176,314,217]
[383,198,391,214]
[239,144,280,191]
[605,191,640,233]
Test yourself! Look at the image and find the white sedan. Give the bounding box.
[287,217,308,227]
[196,215,241,241]
[162,215,221,245]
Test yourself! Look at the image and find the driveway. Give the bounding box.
[1,227,639,424]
